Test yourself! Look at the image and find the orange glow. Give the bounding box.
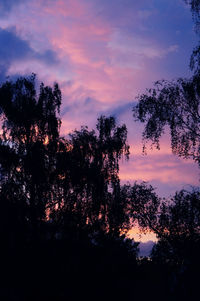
[44,136,49,145]
[127,227,157,243]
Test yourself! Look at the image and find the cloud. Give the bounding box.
[87,0,153,28]
[119,153,200,197]
[108,30,179,63]
[60,96,105,134]
[0,27,58,81]
[0,0,185,104]
[0,28,31,60]
[0,0,26,16]
[0,0,198,197]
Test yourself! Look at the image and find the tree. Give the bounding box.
[121,182,161,235]
[0,74,132,246]
[150,188,200,300]
[51,116,130,238]
[185,1,200,33]
[0,75,142,301]
[0,74,62,243]
[133,1,200,166]
[183,1,200,72]
[151,189,200,263]
[133,75,200,165]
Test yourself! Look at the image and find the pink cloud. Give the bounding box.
[0,0,198,197]
[0,0,181,105]
[119,153,199,189]
[42,0,87,18]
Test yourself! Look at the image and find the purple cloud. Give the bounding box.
[0,0,198,197]
[0,27,58,81]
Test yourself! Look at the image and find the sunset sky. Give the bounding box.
[0,0,199,199]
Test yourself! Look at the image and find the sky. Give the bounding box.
[0,0,199,203]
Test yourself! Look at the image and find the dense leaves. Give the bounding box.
[0,74,199,300]
[0,75,133,244]
[0,76,142,300]
[152,189,200,262]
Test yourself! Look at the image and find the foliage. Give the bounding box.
[49,115,130,237]
[120,182,161,235]
[151,189,200,263]
[131,3,200,296]
[183,1,200,72]
[133,75,200,165]
[133,0,200,166]
[185,0,200,33]
[0,74,62,244]
[1,69,199,299]
[0,75,141,300]
[0,75,133,246]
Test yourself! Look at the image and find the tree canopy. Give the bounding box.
[2,3,200,298]
[133,0,200,166]
[0,75,134,246]
[1,73,199,301]
[131,4,200,296]
[133,75,200,165]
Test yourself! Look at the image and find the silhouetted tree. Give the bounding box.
[0,74,135,251]
[0,74,62,245]
[184,0,200,73]
[50,116,130,239]
[151,189,200,264]
[133,0,200,166]
[150,189,200,300]
[133,76,200,165]
[120,182,161,235]
[4,73,200,300]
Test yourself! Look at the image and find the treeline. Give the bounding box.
[2,1,200,300]
[1,75,199,301]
